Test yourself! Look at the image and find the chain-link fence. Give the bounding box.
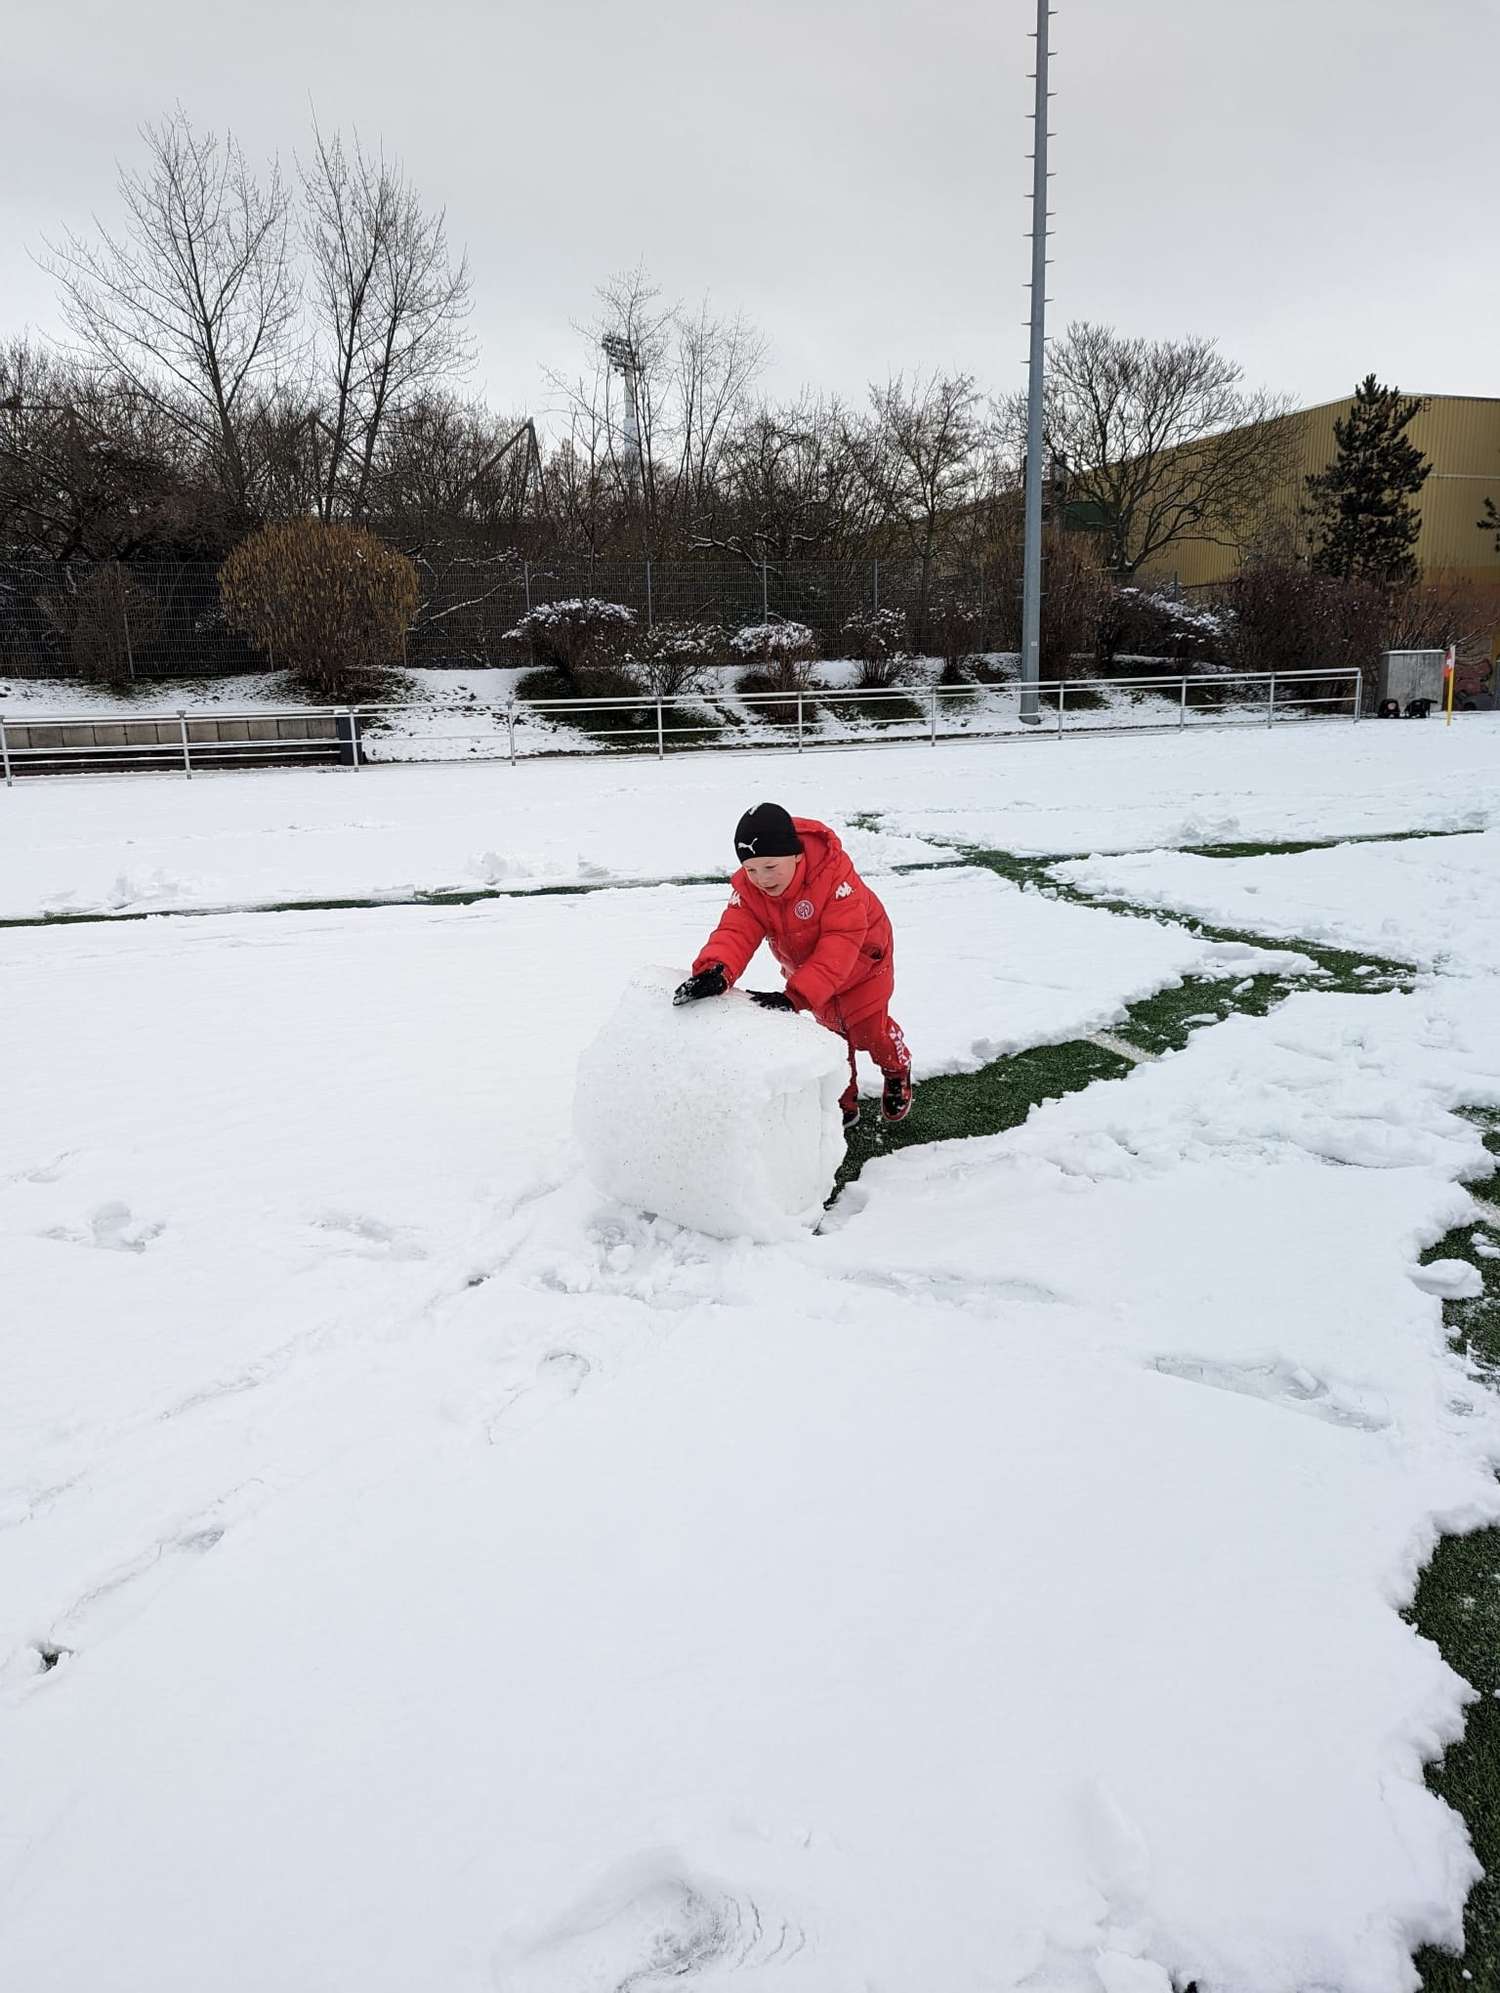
[0,556,1007,682]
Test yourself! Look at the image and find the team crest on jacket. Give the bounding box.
[794,897,815,920]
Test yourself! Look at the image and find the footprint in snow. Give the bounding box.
[42,1200,164,1253]
[493,1854,805,1990]
[484,1350,591,1443]
[1151,1354,1388,1431]
[7,1150,76,1186]
[310,1210,427,1261]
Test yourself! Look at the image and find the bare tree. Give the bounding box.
[545,266,765,555]
[694,395,875,565]
[671,298,767,526]
[44,110,297,511]
[545,267,674,551]
[847,372,992,637]
[299,125,473,522]
[369,392,541,539]
[1010,323,1295,579]
[0,337,224,559]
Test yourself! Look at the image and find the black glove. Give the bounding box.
[673,963,728,1007]
[748,989,796,1012]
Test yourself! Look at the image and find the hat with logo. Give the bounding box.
[734,802,802,861]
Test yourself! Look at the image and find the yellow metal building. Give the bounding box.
[1131,392,1500,696]
[1139,392,1500,595]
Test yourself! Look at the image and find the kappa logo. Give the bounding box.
[794,897,815,920]
[834,881,853,899]
[728,889,742,907]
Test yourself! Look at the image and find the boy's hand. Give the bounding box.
[673,963,728,1006]
[747,990,795,1012]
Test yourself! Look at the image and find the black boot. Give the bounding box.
[881,1070,912,1124]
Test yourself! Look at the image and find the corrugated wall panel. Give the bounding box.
[1133,395,1500,591]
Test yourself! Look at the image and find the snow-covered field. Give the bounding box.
[1054,830,1500,978]
[3,719,1499,1991]
[3,717,1497,920]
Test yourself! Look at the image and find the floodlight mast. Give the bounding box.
[1019,0,1055,726]
[602,332,642,499]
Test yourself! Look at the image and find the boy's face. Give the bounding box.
[744,854,800,897]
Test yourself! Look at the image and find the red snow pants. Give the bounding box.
[837,1009,911,1112]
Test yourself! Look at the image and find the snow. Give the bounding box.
[1053,829,1500,977]
[576,969,847,1240]
[4,717,1500,1991]
[4,717,1498,923]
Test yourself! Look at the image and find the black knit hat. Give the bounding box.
[734,802,802,861]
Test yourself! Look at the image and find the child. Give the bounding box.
[673,802,913,1129]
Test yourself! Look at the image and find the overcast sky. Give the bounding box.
[4,0,1496,429]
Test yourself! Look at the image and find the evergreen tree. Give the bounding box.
[1479,493,1500,553]
[1303,375,1430,585]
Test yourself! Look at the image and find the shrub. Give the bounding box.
[41,565,160,690]
[503,598,635,683]
[924,592,983,672]
[515,663,656,747]
[1216,562,1385,680]
[983,531,1111,683]
[624,619,722,699]
[1096,587,1228,669]
[729,619,818,667]
[220,523,418,700]
[840,606,914,689]
[738,667,821,727]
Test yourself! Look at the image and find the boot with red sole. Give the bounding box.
[881,1070,912,1124]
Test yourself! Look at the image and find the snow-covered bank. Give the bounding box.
[1054,829,1500,976]
[3,716,1498,921]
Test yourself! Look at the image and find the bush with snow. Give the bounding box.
[841,607,914,689]
[503,599,636,682]
[729,619,817,667]
[729,620,822,720]
[624,620,723,699]
[575,969,847,1242]
[924,592,983,671]
[1098,587,1228,668]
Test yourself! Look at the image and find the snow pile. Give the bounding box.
[575,969,847,1240]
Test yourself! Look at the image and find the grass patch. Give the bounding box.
[824,691,926,729]
[1410,1134,1500,1992]
[515,666,658,750]
[737,670,824,729]
[837,1037,1131,1190]
[956,844,1416,991]
[1184,826,1485,861]
[514,666,732,754]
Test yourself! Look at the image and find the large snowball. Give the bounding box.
[575,968,848,1241]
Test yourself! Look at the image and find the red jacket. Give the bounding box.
[693,818,895,1030]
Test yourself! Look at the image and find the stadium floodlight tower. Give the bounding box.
[601,331,643,500]
[1019,0,1056,726]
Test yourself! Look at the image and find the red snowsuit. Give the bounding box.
[693,818,911,1109]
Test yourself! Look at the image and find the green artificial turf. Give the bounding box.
[1410,1122,1500,1990]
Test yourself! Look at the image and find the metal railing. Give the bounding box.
[0,668,1363,784]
